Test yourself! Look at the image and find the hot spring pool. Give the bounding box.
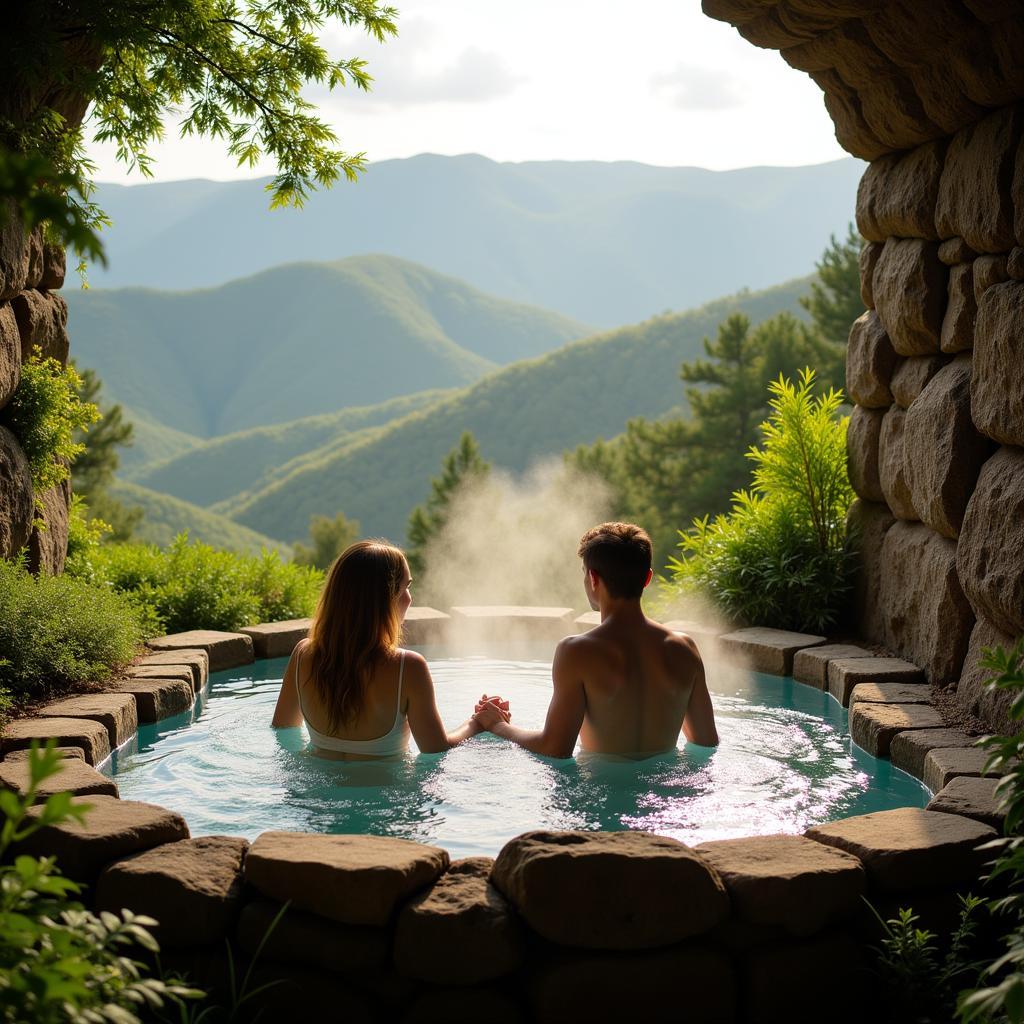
[104,648,930,858]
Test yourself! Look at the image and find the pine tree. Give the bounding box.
[292,513,360,571]
[406,433,490,577]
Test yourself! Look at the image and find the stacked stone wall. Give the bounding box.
[0,209,71,574]
[845,102,1024,731]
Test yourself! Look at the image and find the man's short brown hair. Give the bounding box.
[577,522,653,599]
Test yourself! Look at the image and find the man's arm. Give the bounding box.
[680,647,719,747]
[480,639,586,758]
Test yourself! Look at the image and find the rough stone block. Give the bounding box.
[717,627,826,677]
[828,658,926,707]
[903,355,992,539]
[846,499,896,644]
[695,834,864,936]
[2,745,85,762]
[16,795,189,880]
[878,405,918,521]
[846,311,896,408]
[1009,247,1024,280]
[27,480,70,576]
[877,521,975,683]
[855,140,945,242]
[0,757,117,801]
[973,284,1024,446]
[872,239,947,355]
[956,616,1023,736]
[806,807,994,892]
[793,644,874,689]
[127,664,194,689]
[40,243,65,291]
[402,606,451,645]
[924,746,995,794]
[491,830,728,950]
[96,836,248,947]
[974,254,1010,304]
[957,447,1024,635]
[237,898,390,975]
[927,776,1004,829]
[0,303,19,410]
[106,678,194,724]
[938,237,978,265]
[39,693,137,749]
[148,630,254,672]
[940,263,976,353]
[891,355,949,408]
[245,831,449,927]
[859,240,883,308]
[0,425,33,560]
[137,648,208,691]
[850,702,945,757]
[394,857,526,985]
[239,619,310,659]
[1,717,110,766]
[847,405,885,503]
[11,289,69,364]
[937,105,1021,253]
[891,728,980,780]
[850,682,932,705]
[0,201,30,302]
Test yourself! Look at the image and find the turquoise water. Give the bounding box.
[105,648,930,859]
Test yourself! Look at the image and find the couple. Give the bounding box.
[272,522,719,759]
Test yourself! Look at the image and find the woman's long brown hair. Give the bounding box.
[306,540,406,729]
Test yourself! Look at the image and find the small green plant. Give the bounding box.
[0,354,99,496]
[868,896,987,1022]
[0,556,142,713]
[959,639,1024,1023]
[64,493,111,583]
[666,369,855,631]
[0,741,201,1021]
[77,534,323,636]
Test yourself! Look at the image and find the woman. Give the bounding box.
[272,539,495,758]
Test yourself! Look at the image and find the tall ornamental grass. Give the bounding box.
[667,369,856,632]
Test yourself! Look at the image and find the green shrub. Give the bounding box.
[0,354,99,495]
[665,369,855,632]
[959,638,1024,1023]
[0,557,142,712]
[63,493,111,583]
[0,742,200,1022]
[82,534,323,636]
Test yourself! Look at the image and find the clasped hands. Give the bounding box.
[473,693,511,732]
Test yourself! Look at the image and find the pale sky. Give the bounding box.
[86,0,846,184]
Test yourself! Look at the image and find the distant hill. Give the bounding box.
[67,255,589,437]
[214,277,813,543]
[89,154,863,325]
[126,389,451,508]
[110,481,290,555]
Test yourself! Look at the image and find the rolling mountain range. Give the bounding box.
[89,154,862,325]
[66,254,589,440]
[114,275,813,545]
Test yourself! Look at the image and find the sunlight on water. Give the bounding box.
[106,649,930,858]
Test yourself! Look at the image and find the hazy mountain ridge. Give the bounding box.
[66,254,590,438]
[90,154,862,325]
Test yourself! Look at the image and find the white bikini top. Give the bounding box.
[295,648,409,757]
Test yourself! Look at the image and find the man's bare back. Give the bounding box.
[474,522,719,758]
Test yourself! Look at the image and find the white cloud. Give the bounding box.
[651,64,745,111]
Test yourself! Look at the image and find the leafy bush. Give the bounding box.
[64,493,111,583]
[0,742,200,1022]
[0,556,142,712]
[0,354,99,495]
[666,369,855,632]
[81,534,323,636]
[959,638,1024,1023]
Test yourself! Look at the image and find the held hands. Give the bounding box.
[473,694,511,732]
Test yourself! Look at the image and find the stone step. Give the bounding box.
[38,693,138,748]
[850,702,944,757]
[717,628,826,676]
[889,727,980,780]
[147,630,254,672]
[402,606,451,645]
[2,745,84,762]
[827,657,925,706]
[127,664,196,692]
[923,746,997,793]
[0,757,118,801]
[137,648,209,690]
[927,776,1004,830]
[239,619,311,659]
[1,717,110,765]
[105,678,193,724]
[849,682,932,706]
[793,644,875,688]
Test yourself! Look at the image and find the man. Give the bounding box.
[474,522,718,757]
